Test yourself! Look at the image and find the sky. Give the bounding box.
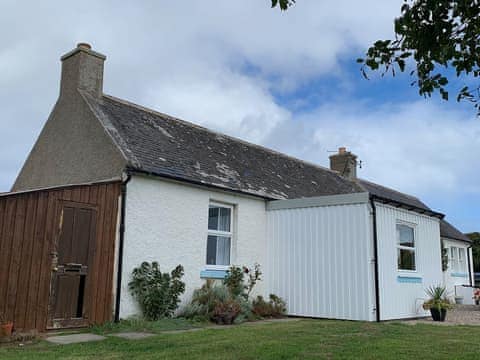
[1,1,479,232]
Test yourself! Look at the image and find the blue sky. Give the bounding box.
[1,1,478,232]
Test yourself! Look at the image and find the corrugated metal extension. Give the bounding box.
[375,203,442,320]
[267,202,375,321]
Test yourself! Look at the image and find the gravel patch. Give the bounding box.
[405,305,480,326]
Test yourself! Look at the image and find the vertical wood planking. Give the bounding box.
[0,182,121,331]
[0,198,15,315]
[90,184,107,323]
[6,195,27,320]
[35,190,59,330]
[95,184,115,322]
[103,184,120,319]
[14,193,38,330]
[24,192,48,330]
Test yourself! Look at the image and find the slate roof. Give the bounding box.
[357,179,469,235]
[357,179,431,211]
[82,91,454,224]
[440,219,471,242]
[82,92,364,200]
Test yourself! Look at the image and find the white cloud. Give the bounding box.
[264,100,480,199]
[0,0,478,233]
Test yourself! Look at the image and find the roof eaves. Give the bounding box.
[125,166,280,200]
[370,194,444,219]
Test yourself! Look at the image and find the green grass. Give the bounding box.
[1,319,480,359]
[89,317,206,335]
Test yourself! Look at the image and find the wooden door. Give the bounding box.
[47,201,97,329]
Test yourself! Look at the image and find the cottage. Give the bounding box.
[0,44,473,331]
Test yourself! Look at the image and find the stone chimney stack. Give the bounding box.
[60,43,106,98]
[329,147,358,180]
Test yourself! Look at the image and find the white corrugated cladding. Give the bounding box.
[375,203,442,320]
[266,200,375,321]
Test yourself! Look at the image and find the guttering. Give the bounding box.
[467,245,473,287]
[370,197,381,322]
[125,166,277,201]
[370,194,444,219]
[114,171,132,322]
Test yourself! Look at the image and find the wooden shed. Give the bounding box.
[0,181,121,332]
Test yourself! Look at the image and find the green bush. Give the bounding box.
[182,263,285,324]
[180,280,233,321]
[224,263,262,299]
[252,294,287,318]
[128,262,185,320]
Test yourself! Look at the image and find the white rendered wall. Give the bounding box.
[375,203,442,320]
[119,175,267,318]
[267,203,375,321]
[442,238,474,304]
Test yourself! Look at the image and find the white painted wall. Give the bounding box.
[375,203,442,320]
[120,175,267,318]
[442,238,474,304]
[267,203,375,321]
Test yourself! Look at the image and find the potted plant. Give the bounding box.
[422,285,453,322]
[473,289,480,305]
[0,313,13,338]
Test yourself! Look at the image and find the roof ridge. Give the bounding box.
[102,94,361,189]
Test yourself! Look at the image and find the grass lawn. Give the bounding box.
[1,319,480,359]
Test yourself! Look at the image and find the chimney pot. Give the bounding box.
[338,147,346,154]
[77,42,92,50]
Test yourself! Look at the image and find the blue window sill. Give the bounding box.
[200,269,228,279]
[451,272,468,278]
[397,276,422,284]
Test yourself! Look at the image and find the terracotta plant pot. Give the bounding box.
[0,322,13,338]
[430,308,447,322]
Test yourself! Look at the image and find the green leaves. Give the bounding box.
[358,0,480,115]
[271,0,295,11]
[129,262,185,320]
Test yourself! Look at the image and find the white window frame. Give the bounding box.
[450,246,467,274]
[206,202,233,270]
[450,247,458,272]
[458,247,466,273]
[396,221,417,272]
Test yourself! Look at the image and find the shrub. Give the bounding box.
[224,266,245,297]
[252,294,287,318]
[181,280,230,321]
[212,298,242,325]
[129,262,185,320]
[182,263,285,324]
[224,263,262,299]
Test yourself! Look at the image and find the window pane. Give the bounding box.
[208,206,231,232]
[397,224,414,247]
[459,248,465,261]
[208,207,219,230]
[216,236,231,265]
[206,235,217,265]
[398,248,416,271]
[218,207,231,232]
[206,235,231,266]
